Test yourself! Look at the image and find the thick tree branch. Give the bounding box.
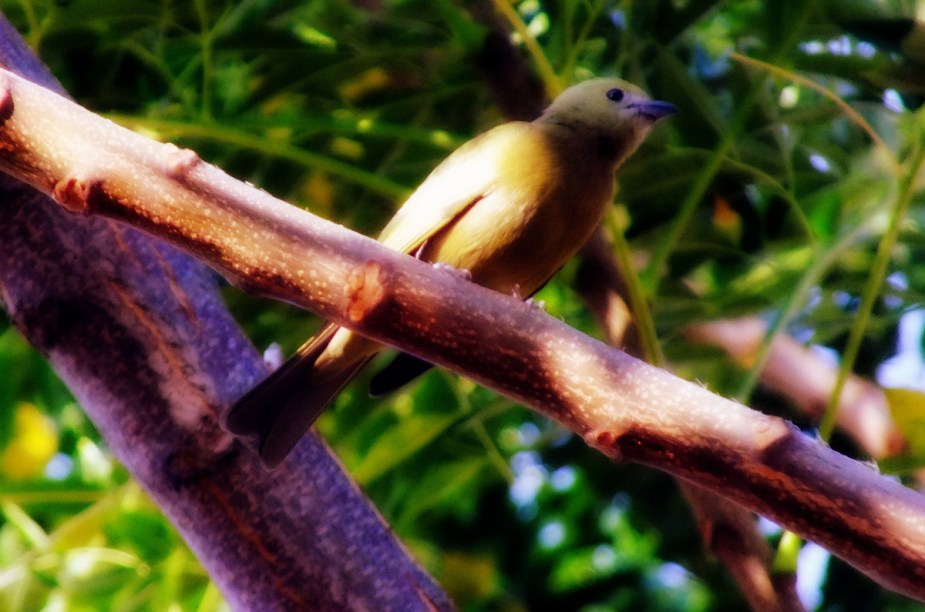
[0,68,922,599]
[578,230,804,611]
[0,20,450,611]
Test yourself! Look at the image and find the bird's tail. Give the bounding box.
[225,323,372,467]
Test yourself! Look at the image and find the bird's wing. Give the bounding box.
[377,122,528,254]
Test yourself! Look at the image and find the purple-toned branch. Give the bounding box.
[0,18,450,611]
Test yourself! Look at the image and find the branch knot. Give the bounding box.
[0,72,13,124]
[52,176,93,214]
[345,260,386,323]
[163,144,201,179]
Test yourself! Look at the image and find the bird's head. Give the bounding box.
[538,78,677,166]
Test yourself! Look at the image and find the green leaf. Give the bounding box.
[884,387,925,460]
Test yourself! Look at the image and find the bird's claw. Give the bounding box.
[509,284,546,310]
[413,240,429,260]
[432,261,473,281]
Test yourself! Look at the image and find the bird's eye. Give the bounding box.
[606,88,625,102]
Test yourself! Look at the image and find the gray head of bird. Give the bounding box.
[538,78,677,166]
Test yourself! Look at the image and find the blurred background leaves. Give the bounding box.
[3,0,925,609]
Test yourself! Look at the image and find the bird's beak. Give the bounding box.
[635,100,679,122]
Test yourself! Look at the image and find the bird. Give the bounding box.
[225,78,677,467]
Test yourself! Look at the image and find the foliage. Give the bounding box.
[3,0,925,609]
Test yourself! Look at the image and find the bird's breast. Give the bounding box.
[422,131,614,295]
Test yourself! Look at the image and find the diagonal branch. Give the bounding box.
[0,66,923,600]
[577,230,804,611]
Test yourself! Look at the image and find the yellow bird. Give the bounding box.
[226,78,677,467]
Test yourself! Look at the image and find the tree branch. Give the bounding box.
[0,67,922,599]
[463,6,800,605]
[0,19,450,611]
[578,230,804,611]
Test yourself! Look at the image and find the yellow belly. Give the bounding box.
[422,159,613,295]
